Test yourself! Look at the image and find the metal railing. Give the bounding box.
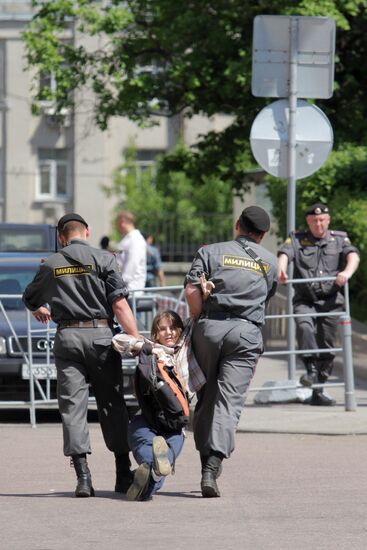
[0,287,190,427]
[0,277,358,427]
[258,276,356,411]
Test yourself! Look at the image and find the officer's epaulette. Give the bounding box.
[330,230,347,237]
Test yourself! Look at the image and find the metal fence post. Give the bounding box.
[340,314,356,411]
[26,309,37,428]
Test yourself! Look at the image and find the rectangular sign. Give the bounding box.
[252,15,335,99]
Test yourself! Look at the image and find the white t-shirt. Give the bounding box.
[116,229,147,291]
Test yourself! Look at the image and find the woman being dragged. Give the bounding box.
[113,310,189,501]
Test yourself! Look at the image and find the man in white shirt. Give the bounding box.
[116,210,147,292]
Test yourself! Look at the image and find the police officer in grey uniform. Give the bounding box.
[278,202,360,406]
[184,206,277,498]
[23,213,139,497]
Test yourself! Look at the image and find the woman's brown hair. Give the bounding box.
[151,310,184,343]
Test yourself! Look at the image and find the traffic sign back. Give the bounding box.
[252,16,335,99]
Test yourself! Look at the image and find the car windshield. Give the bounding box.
[0,266,38,310]
[0,228,54,252]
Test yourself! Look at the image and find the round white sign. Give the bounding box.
[250,99,333,179]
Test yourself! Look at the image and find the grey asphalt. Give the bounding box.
[1,355,367,550]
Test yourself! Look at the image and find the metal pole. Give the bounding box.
[340,282,356,411]
[286,17,298,380]
[26,309,37,428]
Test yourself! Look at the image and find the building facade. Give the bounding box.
[0,2,232,247]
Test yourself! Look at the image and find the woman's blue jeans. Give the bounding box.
[128,414,185,498]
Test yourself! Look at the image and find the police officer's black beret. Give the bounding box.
[305,202,329,216]
[57,213,88,231]
[240,206,270,232]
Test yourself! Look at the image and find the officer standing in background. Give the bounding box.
[184,206,277,498]
[23,213,139,498]
[278,202,360,406]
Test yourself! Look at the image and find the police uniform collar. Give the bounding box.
[308,230,330,245]
[64,238,89,246]
[236,235,257,245]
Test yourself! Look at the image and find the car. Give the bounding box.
[0,254,137,412]
[0,223,58,253]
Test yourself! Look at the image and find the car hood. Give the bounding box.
[0,308,56,336]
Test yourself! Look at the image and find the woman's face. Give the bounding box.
[155,318,180,347]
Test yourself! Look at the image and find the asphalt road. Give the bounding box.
[1,420,366,550]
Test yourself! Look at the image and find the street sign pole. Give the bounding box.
[251,15,335,382]
[286,17,298,380]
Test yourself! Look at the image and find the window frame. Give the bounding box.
[35,149,70,202]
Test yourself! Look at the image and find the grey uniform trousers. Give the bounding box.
[192,318,263,458]
[53,327,130,457]
[294,295,344,369]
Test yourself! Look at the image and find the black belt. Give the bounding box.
[58,319,111,329]
[201,312,261,326]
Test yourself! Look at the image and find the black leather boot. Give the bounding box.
[306,389,336,406]
[200,454,222,479]
[72,455,95,498]
[114,453,134,494]
[306,367,335,406]
[299,359,318,387]
[201,454,223,498]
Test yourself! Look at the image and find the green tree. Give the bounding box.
[25,1,367,315]
[24,0,367,189]
[104,144,233,258]
[267,144,367,321]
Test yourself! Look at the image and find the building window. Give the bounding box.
[135,149,165,182]
[39,71,57,96]
[36,149,69,200]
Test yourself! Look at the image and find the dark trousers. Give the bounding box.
[53,327,130,457]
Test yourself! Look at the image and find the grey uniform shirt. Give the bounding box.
[185,236,277,325]
[23,239,128,323]
[278,229,359,301]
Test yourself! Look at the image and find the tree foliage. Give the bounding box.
[104,144,233,255]
[25,0,367,316]
[267,144,367,321]
[24,0,367,189]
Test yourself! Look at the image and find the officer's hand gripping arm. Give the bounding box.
[112,296,139,338]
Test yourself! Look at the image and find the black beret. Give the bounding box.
[305,202,329,216]
[240,206,270,233]
[57,213,88,231]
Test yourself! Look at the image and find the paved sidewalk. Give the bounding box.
[237,355,367,435]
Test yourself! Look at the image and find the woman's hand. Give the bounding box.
[200,273,215,300]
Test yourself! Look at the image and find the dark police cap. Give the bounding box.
[57,213,88,231]
[305,202,329,216]
[240,206,270,232]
